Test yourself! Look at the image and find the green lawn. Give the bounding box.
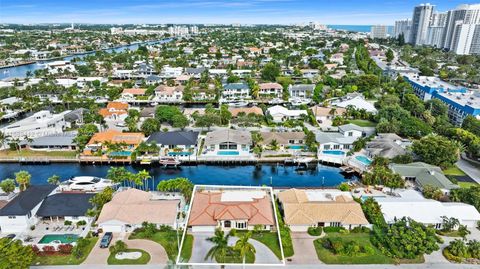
[31,237,98,265]
[436,230,462,237]
[346,120,377,127]
[458,181,479,188]
[442,166,466,176]
[313,233,423,264]
[235,231,285,260]
[179,233,194,262]
[0,149,78,158]
[129,231,193,261]
[107,249,151,265]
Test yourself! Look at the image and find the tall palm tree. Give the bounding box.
[234,231,256,268]
[205,229,231,266]
[137,170,151,191]
[15,170,31,191]
[47,174,61,185]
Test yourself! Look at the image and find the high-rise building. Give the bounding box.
[394,19,411,40]
[370,25,388,39]
[441,4,480,52]
[410,3,435,45]
[426,12,447,48]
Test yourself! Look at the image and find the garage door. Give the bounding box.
[192,226,216,233]
[100,224,123,233]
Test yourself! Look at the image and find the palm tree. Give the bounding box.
[137,170,151,191]
[47,174,61,185]
[234,231,256,268]
[15,170,31,191]
[0,131,9,150]
[205,229,231,266]
[106,166,129,187]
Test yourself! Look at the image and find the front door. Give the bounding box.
[224,220,231,228]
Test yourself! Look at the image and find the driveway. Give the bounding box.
[125,238,169,264]
[83,233,120,265]
[457,158,480,183]
[289,232,322,265]
[189,232,281,264]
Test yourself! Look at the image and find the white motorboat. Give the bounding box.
[290,98,311,106]
[60,176,118,192]
[268,98,284,105]
[227,101,249,107]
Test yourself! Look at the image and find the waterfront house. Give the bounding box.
[188,186,275,232]
[82,129,144,159]
[259,132,306,151]
[366,133,410,159]
[120,88,147,101]
[337,124,376,138]
[259,83,283,99]
[0,185,56,233]
[203,129,252,156]
[99,102,129,122]
[311,106,347,126]
[228,106,264,118]
[154,85,184,103]
[0,110,71,139]
[288,84,315,100]
[222,83,250,100]
[26,133,77,151]
[36,193,95,224]
[277,189,369,232]
[97,188,180,232]
[375,190,480,229]
[145,75,162,85]
[389,162,459,194]
[146,131,200,157]
[266,105,307,123]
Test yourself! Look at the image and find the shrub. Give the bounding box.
[338,183,350,191]
[351,226,371,233]
[72,237,89,259]
[42,245,56,255]
[76,220,87,226]
[327,238,345,254]
[443,248,463,263]
[307,227,322,236]
[109,240,127,254]
[31,245,40,255]
[58,244,73,254]
[30,225,36,230]
[323,226,345,233]
[64,220,73,226]
[362,245,375,255]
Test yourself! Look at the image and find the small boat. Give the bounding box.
[290,98,311,106]
[269,98,283,105]
[227,101,249,107]
[159,157,181,167]
[60,176,118,192]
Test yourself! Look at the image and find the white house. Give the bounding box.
[375,190,480,229]
[266,105,307,123]
[160,66,183,78]
[288,84,315,100]
[0,185,56,233]
[1,110,71,139]
[259,83,283,98]
[222,83,250,100]
[154,85,184,103]
[331,94,378,114]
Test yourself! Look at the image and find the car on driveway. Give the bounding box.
[99,232,113,248]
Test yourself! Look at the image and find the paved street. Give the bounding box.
[456,157,480,183]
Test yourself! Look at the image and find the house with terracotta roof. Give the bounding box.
[154,85,184,103]
[259,83,283,98]
[99,102,129,122]
[120,88,147,100]
[259,132,306,151]
[187,186,276,232]
[82,129,144,159]
[277,189,369,232]
[228,106,264,118]
[311,106,347,127]
[97,188,180,232]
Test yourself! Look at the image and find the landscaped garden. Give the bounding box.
[107,241,151,265]
[31,236,98,265]
[235,230,285,260]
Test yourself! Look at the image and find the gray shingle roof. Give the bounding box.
[389,162,459,190]
[224,83,249,90]
[0,185,56,216]
[36,193,95,217]
[28,133,77,147]
[146,131,199,146]
[205,129,252,145]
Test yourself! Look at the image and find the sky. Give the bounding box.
[0,0,479,25]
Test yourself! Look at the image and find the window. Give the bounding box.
[8,216,16,219]
[236,222,247,229]
[330,222,341,227]
[348,132,353,137]
[435,223,442,229]
[333,145,340,150]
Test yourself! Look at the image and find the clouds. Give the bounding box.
[0,0,471,25]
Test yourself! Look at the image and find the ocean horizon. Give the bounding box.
[328,24,394,34]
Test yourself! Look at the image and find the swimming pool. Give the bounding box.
[289,145,305,150]
[38,234,79,244]
[217,151,240,156]
[108,151,132,157]
[355,155,372,165]
[168,152,193,156]
[322,150,345,156]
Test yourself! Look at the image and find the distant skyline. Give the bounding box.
[1,0,479,25]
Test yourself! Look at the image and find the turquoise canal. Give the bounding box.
[0,163,357,188]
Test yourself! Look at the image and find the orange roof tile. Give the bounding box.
[87,129,144,145]
[122,88,146,95]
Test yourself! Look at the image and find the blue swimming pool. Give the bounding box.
[168,152,193,156]
[217,151,240,156]
[322,150,345,156]
[356,155,372,165]
[289,145,305,150]
[108,151,132,157]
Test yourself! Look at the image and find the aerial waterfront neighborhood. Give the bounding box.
[1,1,480,268]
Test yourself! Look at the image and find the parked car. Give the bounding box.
[5,234,16,240]
[99,232,113,248]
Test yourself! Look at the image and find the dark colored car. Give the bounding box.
[6,234,16,240]
[99,232,113,248]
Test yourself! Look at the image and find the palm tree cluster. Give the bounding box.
[205,229,256,267]
[106,167,151,190]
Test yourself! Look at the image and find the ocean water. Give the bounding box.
[328,25,394,34]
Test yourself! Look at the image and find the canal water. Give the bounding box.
[0,163,357,188]
[0,39,172,80]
